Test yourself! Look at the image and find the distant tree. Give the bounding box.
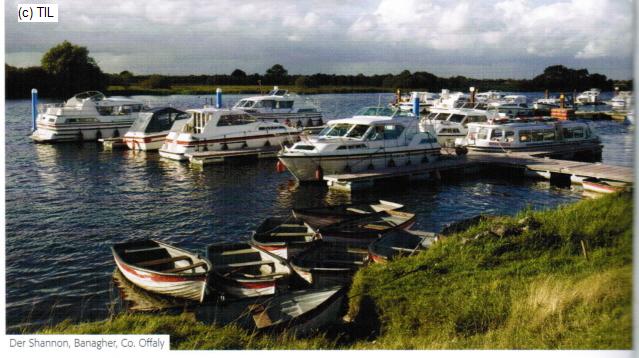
[41,40,106,96]
[265,64,288,84]
[294,75,308,88]
[140,74,171,89]
[231,69,246,77]
[119,70,134,89]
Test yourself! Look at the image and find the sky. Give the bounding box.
[5,0,635,79]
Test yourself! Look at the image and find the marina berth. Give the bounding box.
[196,286,346,335]
[31,91,145,143]
[207,242,291,298]
[111,240,211,303]
[368,230,438,264]
[123,107,191,151]
[159,108,301,161]
[454,119,602,158]
[250,217,320,260]
[277,106,441,182]
[421,106,489,147]
[289,242,369,287]
[232,86,323,127]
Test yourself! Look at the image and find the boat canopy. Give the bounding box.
[128,107,190,133]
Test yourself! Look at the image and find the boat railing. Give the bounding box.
[38,103,94,116]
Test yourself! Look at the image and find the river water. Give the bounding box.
[5,92,634,332]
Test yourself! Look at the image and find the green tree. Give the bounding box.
[265,64,288,84]
[140,74,170,89]
[231,69,246,77]
[119,70,134,89]
[41,40,106,97]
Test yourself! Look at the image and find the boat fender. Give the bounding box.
[264,140,271,147]
[113,129,120,138]
[367,163,375,170]
[276,160,286,173]
[96,130,102,140]
[344,164,352,173]
[242,142,248,148]
[315,165,324,180]
[221,143,228,150]
[76,131,83,141]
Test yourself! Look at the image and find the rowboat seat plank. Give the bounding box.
[217,260,274,269]
[124,247,166,254]
[346,208,369,214]
[363,224,391,230]
[249,304,273,328]
[279,224,307,228]
[322,259,364,265]
[269,232,315,237]
[164,262,207,273]
[220,248,257,255]
[137,255,192,267]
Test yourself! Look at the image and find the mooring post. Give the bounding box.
[412,95,420,116]
[31,88,38,132]
[216,88,222,108]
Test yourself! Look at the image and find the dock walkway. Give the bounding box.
[324,150,633,192]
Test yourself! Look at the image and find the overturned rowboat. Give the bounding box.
[111,240,211,302]
[250,217,319,260]
[581,178,628,194]
[207,242,291,298]
[290,242,368,287]
[196,286,346,336]
[292,200,404,229]
[368,230,438,264]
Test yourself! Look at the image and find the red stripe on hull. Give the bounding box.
[116,256,207,283]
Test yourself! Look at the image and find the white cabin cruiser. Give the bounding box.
[421,107,489,147]
[396,92,440,112]
[159,108,301,161]
[232,87,322,127]
[533,97,562,110]
[278,106,441,182]
[455,119,601,158]
[475,90,504,104]
[32,91,145,143]
[123,107,191,151]
[610,91,633,110]
[430,89,470,110]
[576,88,601,104]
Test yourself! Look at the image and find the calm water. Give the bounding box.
[5,92,634,332]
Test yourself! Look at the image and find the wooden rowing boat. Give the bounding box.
[250,217,319,259]
[317,210,416,247]
[581,177,628,194]
[196,286,346,336]
[111,240,211,302]
[292,200,404,229]
[207,242,291,298]
[290,242,368,287]
[368,230,438,264]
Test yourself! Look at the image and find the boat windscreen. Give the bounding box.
[355,107,397,117]
[127,112,154,132]
[322,123,352,137]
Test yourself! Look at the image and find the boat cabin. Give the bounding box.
[232,87,318,113]
[464,120,596,147]
[425,108,488,126]
[171,109,262,134]
[127,107,190,134]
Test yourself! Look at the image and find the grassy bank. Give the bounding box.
[106,85,392,96]
[41,192,633,349]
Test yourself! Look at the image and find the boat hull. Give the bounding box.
[114,256,208,302]
[279,149,441,182]
[124,133,169,151]
[581,180,626,194]
[32,121,134,143]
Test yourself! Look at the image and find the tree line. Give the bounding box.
[6,41,631,99]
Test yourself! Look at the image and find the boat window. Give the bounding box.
[532,129,544,142]
[217,114,254,126]
[573,127,584,138]
[355,107,397,117]
[322,123,351,137]
[477,127,488,140]
[467,116,487,123]
[277,101,294,109]
[490,129,503,140]
[519,129,531,142]
[242,101,255,108]
[337,144,367,150]
[426,113,439,120]
[297,108,317,113]
[562,128,573,139]
[367,126,385,141]
[236,100,247,108]
[505,131,515,142]
[449,114,465,123]
[543,129,556,141]
[146,112,173,133]
[383,125,404,140]
[346,125,370,139]
[294,144,315,151]
[258,125,286,131]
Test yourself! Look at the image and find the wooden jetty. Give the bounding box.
[324,149,633,192]
[99,137,127,150]
[187,145,281,166]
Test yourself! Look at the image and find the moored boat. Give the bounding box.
[368,230,438,264]
[278,106,441,182]
[123,107,191,151]
[32,91,145,143]
[111,240,211,302]
[421,106,489,147]
[159,108,301,161]
[316,209,416,247]
[250,217,319,259]
[232,86,323,127]
[290,242,368,287]
[292,200,404,229]
[207,242,290,298]
[581,178,628,194]
[196,286,346,336]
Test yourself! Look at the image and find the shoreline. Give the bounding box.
[36,191,632,349]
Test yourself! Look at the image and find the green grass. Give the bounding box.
[40,192,633,349]
[106,85,391,96]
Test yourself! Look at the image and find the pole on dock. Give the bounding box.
[412,94,420,116]
[559,93,565,109]
[216,88,222,109]
[31,88,38,132]
[544,89,549,99]
[469,87,475,104]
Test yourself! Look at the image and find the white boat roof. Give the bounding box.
[428,107,487,116]
[468,120,588,129]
